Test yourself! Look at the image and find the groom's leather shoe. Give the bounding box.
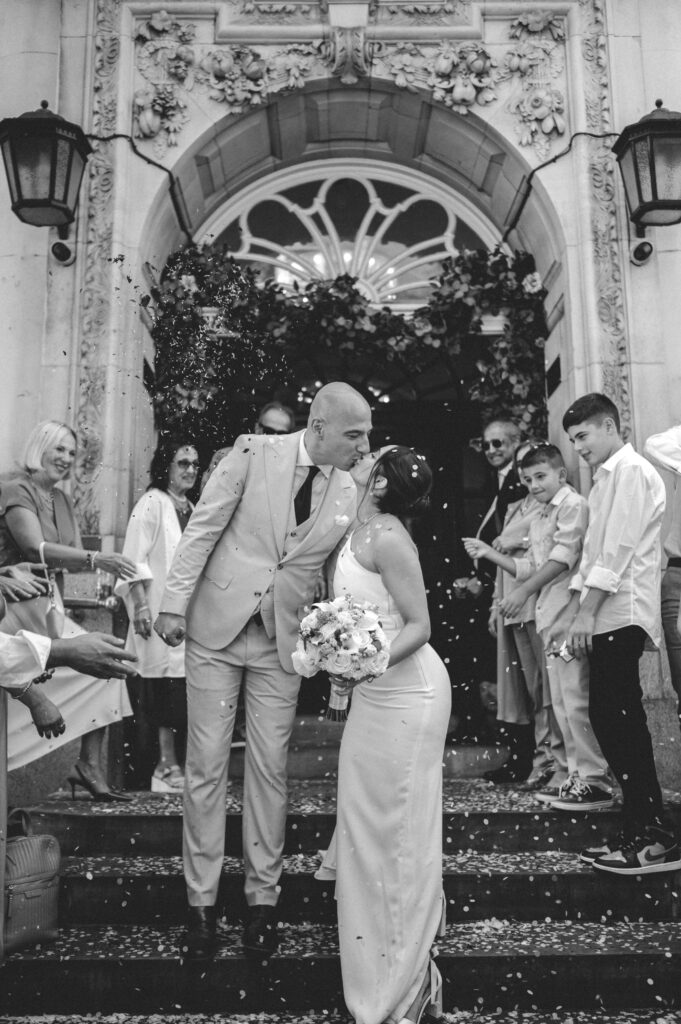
[181,906,217,961]
[243,904,279,959]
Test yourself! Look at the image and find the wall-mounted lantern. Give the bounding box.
[0,100,92,228]
[612,99,681,227]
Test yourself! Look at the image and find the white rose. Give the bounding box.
[325,649,355,676]
[292,642,322,678]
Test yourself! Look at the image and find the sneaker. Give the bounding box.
[579,830,628,865]
[592,824,681,876]
[534,776,573,805]
[549,778,614,811]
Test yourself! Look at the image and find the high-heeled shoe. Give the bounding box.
[67,763,131,803]
[397,959,443,1024]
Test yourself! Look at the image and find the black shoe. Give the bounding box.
[243,904,279,959]
[181,906,217,961]
[483,761,531,784]
[592,823,681,876]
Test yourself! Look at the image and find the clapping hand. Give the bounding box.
[0,563,49,601]
[50,633,138,679]
[462,537,491,561]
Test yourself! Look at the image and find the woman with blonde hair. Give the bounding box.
[1,419,137,799]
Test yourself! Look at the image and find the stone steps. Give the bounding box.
[57,852,681,925]
[29,779,681,855]
[2,921,681,1014]
[5,774,681,1016]
[0,1016,679,1024]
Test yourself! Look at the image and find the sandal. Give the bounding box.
[151,764,185,793]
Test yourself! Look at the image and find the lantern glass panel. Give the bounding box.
[53,136,72,204]
[0,138,19,203]
[651,136,681,201]
[12,132,53,201]
[634,138,653,203]
[66,149,86,211]
[618,147,638,213]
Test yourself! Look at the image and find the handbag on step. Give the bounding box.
[4,808,60,953]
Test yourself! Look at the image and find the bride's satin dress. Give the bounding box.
[327,535,451,1024]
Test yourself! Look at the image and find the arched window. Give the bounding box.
[203,159,495,314]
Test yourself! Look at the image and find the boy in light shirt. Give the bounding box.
[548,393,681,876]
[464,443,612,810]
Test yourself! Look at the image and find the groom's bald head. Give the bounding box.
[305,383,372,471]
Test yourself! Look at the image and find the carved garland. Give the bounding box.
[132,8,568,159]
[579,0,631,437]
[73,0,122,534]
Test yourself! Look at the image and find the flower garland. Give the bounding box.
[147,243,548,447]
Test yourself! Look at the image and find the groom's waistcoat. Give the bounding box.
[161,431,356,673]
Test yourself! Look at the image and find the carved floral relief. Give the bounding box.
[132,5,569,159]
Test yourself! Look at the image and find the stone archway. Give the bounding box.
[141,80,565,281]
[137,81,565,733]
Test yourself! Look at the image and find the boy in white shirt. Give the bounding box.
[548,393,680,876]
[464,443,611,809]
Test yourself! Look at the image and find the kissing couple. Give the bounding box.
[156,382,450,1024]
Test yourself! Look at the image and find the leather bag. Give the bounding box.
[4,809,60,953]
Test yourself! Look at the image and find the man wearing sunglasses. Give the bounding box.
[462,419,530,775]
[255,402,295,437]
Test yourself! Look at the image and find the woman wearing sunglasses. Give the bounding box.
[116,437,199,792]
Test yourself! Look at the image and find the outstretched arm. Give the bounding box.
[463,537,517,576]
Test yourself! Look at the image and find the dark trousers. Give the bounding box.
[588,626,664,833]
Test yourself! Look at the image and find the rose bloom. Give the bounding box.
[325,649,355,676]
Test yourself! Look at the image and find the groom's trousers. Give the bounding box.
[183,618,301,907]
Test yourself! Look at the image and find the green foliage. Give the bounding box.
[148,242,547,449]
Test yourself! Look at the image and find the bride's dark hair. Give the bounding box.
[370,446,432,520]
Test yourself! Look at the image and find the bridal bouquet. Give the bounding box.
[292,595,390,720]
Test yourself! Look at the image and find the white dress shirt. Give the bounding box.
[569,443,666,645]
[1,629,51,694]
[296,433,331,520]
[643,425,681,560]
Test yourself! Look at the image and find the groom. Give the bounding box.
[155,382,372,960]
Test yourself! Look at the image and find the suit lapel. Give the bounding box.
[264,432,300,556]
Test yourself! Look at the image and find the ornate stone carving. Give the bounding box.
[328,28,370,85]
[499,21,567,157]
[132,5,572,158]
[73,0,122,534]
[578,0,631,437]
[381,0,470,26]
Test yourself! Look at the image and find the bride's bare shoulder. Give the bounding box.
[373,515,417,554]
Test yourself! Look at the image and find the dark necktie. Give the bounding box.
[294,466,321,525]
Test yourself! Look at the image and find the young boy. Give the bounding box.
[464,443,612,809]
[547,393,681,875]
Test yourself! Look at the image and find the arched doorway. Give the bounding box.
[139,80,564,732]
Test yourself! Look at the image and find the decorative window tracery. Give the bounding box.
[206,161,491,312]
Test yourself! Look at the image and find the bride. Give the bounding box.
[322,445,451,1024]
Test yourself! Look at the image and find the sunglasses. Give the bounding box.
[259,424,289,436]
[482,438,505,451]
[175,459,199,470]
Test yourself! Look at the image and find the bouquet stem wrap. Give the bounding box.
[326,683,350,722]
[292,595,390,720]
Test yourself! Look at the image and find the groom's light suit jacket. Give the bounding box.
[161,430,357,673]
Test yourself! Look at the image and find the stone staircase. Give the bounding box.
[2,722,681,1019]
